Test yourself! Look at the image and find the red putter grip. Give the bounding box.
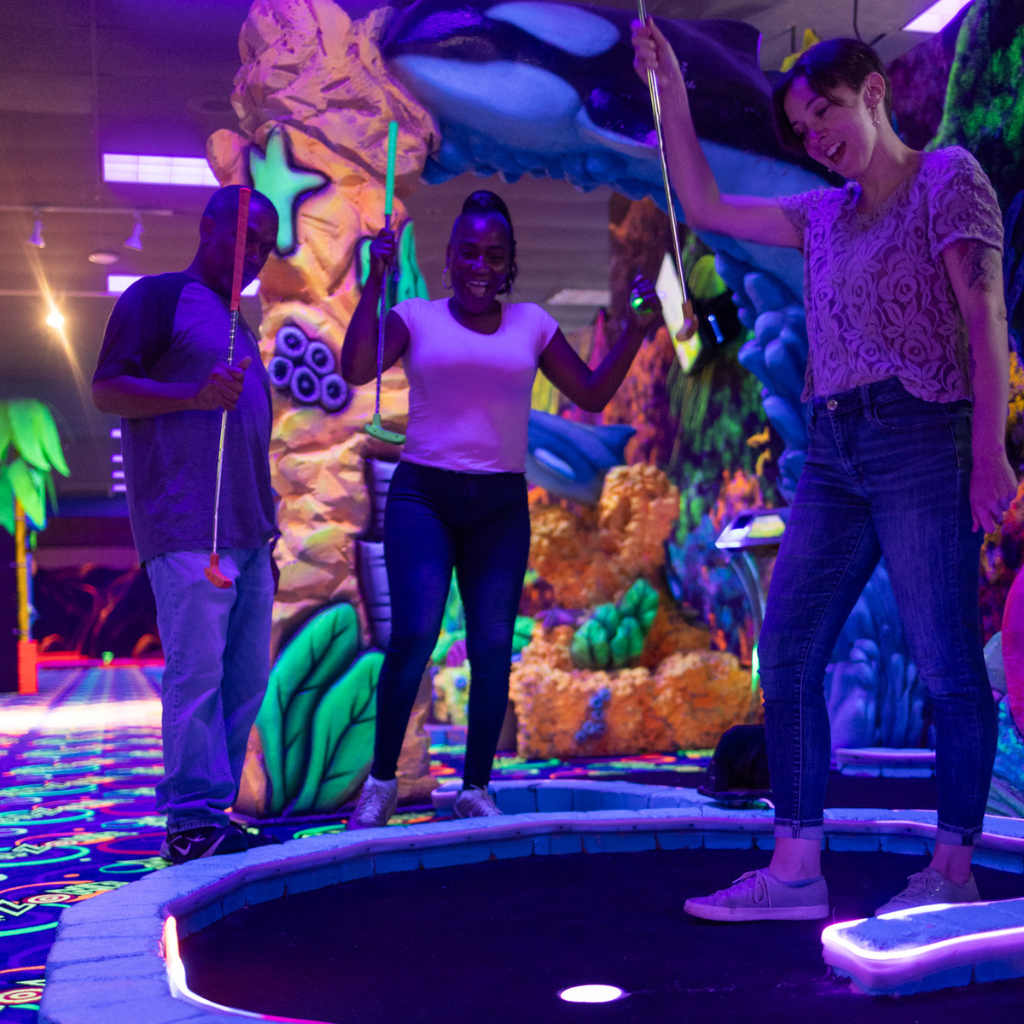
[230,187,252,312]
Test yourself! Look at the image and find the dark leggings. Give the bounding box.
[370,460,531,789]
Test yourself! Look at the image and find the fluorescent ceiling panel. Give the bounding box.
[904,0,972,32]
[103,153,220,187]
[108,275,259,296]
[547,288,611,306]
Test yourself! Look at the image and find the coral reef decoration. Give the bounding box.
[929,0,1024,211]
[510,621,752,758]
[249,126,329,255]
[527,463,679,610]
[1005,190,1024,355]
[270,322,352,414]
[569,579,659,670]
[0,400,70,534]
[380,0,826,202]
[237,602,381,817]
[208,0,439,653]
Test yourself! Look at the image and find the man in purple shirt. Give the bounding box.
[93,186,279,863]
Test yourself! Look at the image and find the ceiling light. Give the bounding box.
[27,216,45,248]
[108,274,260,297]
[103,153,219,187]
[124,213,144,251]
[89,250,119,265]
[46,310,65,329]
[904,0,973,32]
[559,985,626,1003]
[547,288,612,306]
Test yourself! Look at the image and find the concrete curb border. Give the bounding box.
[40,780,1024,1023]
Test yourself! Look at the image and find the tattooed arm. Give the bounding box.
[943,238,1016,533]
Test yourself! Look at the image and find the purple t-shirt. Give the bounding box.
[392,298,559,473]
[778,146,1003,402]
[93,274,276,563]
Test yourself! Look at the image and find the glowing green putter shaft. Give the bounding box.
[365,120,406,446]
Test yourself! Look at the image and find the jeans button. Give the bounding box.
[826,399,838,410]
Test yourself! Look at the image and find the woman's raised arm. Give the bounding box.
[341,229,411,387]
[632,18,802,249]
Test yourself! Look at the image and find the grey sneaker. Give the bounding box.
[452,786,503,819]
[347,774,398,830]
[684,868,830,922]
[875,868,979,916]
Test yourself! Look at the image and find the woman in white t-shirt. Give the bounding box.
[341,190,659,826]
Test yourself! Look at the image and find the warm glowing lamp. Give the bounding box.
[46,310,65,329]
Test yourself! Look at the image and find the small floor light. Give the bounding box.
[28,215,45,248]
[124,212,144,251]
[559,985,626,1003]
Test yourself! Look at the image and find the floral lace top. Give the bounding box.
[778,146,1003,403]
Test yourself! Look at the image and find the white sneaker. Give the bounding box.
[875,868,980,916]
[452,786,503,819]
[347,774,398,830]
[684,868,830,921]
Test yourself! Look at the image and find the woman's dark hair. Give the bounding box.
[451,190,518,295]
[771,38,893,156]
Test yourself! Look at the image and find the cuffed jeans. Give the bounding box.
[371,461,531,790]
[759,377,997,846]
[147,547,273,832]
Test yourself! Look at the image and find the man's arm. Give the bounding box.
[942,239,1017,533]
[92,357,251,419]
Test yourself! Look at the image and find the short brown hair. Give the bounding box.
[772,38,893,156]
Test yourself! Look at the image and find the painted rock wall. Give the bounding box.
[207,0,439,650]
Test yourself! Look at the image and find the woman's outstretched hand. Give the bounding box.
[631,16,682,92]
[970,447,1018,534]
[368,228,397,280]
[627,274,662,328]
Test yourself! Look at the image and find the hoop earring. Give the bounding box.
[442,265,451,289]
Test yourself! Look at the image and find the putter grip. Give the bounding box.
[230,187,252,312]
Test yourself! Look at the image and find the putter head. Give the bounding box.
[364,414,405,446]
[676,299,698,342]
[205,552,232,589]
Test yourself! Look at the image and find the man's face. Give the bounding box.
[199,201,278,297]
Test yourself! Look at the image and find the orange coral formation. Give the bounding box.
[528,464,680,609]
[509,623,752,758]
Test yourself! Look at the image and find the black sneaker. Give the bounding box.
[160,824,248,865]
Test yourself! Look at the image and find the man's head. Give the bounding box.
[191,186,278,297]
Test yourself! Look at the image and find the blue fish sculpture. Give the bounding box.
[526,409,634,504]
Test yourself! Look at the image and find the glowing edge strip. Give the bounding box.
[163,916,335,1023]
[821,902,1024,987]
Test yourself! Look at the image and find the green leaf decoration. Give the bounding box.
[0,405,11,465]
[570,617,610,670]
[7,401,50,472]
[255,603,361,815]
[609,616,645,668]
[617,579,659,632]
[0,469,14,535]
[31,403,69,477]
[442,572,465,634]
[7,459,46,529]
[512,615,535,654]
[292,650,382,814]
[592,603,620,636]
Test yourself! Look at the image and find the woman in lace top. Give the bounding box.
[632,29,1015,921]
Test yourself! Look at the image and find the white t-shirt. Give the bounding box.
[392,297,559,473]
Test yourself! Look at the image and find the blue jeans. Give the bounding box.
[147,547,273,832]
[759,378,997,846]
[371,461,531,789]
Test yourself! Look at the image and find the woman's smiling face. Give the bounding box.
[446,212,512,314]
[783,73,883,179]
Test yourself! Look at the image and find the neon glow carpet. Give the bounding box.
[0,666,719,1020]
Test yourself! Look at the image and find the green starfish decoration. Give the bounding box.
[248,126,329,256]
